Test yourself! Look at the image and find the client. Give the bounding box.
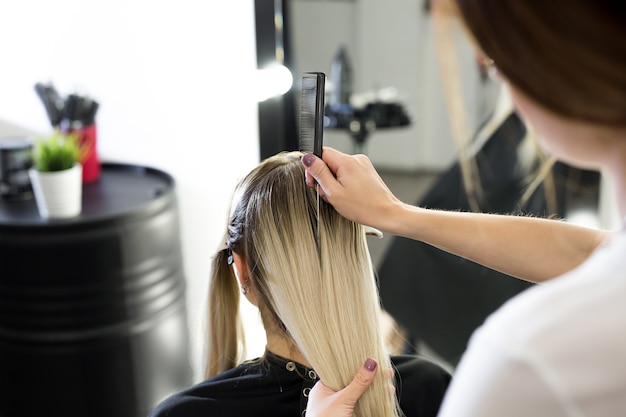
[148,151,450,417]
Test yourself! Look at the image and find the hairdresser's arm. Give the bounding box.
[302,147,610,283]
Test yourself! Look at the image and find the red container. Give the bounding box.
[69,124,101,183]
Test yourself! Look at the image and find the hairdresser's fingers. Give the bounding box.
[302,147,400,229]
[304,166,323,191]
[306,358,378,417]
[342,358,378,403]
[301,153,338,199]
[302,147,370,206]
[304,167,314,188]
[318,146,351,174]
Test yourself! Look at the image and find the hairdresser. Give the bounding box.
[302,0,626,415]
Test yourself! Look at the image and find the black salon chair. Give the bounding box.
[378,111,571,366]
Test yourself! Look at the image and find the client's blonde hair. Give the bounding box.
[205,151,401,417]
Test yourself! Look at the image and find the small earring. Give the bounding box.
[241,278,249,295]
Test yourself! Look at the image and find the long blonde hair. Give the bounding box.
[205,151,400,417]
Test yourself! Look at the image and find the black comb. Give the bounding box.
[299,72,325,158]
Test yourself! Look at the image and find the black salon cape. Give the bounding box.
[148,351,451,417]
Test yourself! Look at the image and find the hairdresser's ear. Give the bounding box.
[232,252,257,305]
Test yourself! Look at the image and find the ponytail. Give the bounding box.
[204,248,246,378]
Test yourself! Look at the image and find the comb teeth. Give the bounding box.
[299,72,325,157]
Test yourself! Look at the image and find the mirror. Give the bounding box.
[256,0,500,171]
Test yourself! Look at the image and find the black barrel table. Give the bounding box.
[0,163,192,417]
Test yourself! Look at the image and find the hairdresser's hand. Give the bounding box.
[306,358,378,417]
[301,147,403,231]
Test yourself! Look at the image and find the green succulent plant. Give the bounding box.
[32,131,83,172]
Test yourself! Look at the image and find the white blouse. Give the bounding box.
[438,226,626,417]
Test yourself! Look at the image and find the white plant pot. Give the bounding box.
[29,164,82,219]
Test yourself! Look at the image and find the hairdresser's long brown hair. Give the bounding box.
[206,151,401,417]
[454,1,626,126]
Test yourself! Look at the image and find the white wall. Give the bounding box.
[0,0,261,382]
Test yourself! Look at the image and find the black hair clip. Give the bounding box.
[226,247,234,265]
